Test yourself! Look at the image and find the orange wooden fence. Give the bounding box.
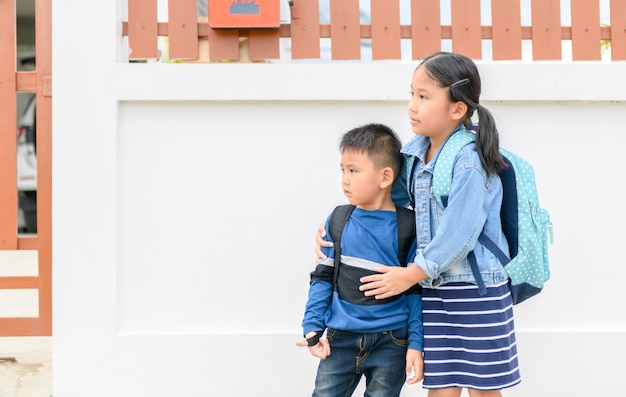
[0,0,53,336]
[123,0,626,61]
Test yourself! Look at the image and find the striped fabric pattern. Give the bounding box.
[421,280,521,390]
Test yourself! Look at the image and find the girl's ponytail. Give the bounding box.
[475,104,507,175]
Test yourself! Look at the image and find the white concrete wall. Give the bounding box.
[51,1,626,396]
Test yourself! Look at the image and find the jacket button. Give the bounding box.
[432,279,440,287]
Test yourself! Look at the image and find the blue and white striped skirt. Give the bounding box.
[421,280,521,390]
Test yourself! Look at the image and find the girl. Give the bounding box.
[316,52,521,396]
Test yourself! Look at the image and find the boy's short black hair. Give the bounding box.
[340,123,403,182]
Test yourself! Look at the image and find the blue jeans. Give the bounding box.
[312,326,408,397]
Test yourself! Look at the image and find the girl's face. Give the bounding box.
[340,149,386,211]
[408,67,462,141]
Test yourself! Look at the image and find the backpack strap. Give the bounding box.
[395,205,416,266]
[466,232,512,297]
[433,129,476,208]
[433,128,487,296]
[466,252,486,296]
[468,154,516,297]
[328,204,356,292]
[396,205,422,295]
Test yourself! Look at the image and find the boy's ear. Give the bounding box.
[380,167,394,188]
[451,101,468,121]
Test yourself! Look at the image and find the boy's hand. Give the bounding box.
[296,332,331,360]
[405,349,424,384]
[315,222,333,261]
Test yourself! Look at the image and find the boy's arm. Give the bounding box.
[406,293,423,352]
[406,348,424,384]
[298,265,333,359]
[405,293,424,384]
[298,261,333,360]
[302,220,335,339]
[295,332,331,359]
[301,279,332,335]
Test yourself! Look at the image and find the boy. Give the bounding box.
[297,123,423,396]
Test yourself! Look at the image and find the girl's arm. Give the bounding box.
[416,164,494,279]
[361,238,424,298]
[362,155,496,297]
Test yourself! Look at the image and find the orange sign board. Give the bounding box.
[209,0,280,28]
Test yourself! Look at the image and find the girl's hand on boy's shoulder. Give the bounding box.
[315,222,332,261]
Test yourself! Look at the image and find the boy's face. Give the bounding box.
[340,149,386,210]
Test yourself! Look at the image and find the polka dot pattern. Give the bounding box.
[433,129,476,209]
[433,129,553,303]
[498,148,552,292]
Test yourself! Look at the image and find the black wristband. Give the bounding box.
[306,330,324,346]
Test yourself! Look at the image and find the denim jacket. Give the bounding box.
[392,128,510,289]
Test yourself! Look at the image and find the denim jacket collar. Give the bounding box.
[401,124,466,168]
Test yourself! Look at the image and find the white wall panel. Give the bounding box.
[114,100,410,334]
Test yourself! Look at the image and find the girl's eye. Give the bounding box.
[409,91,414,97]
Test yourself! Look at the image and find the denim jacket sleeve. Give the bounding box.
[413,146,502,285]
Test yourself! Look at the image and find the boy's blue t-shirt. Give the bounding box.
[301,207,423,351]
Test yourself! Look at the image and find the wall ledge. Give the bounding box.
[114,62,626,102]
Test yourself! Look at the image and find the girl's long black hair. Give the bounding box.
[418,52,507,175]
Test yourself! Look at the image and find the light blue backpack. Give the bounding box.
[433,128,553,304]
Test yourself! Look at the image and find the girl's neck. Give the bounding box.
[425,135,448,164]
[425,124,463,164]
